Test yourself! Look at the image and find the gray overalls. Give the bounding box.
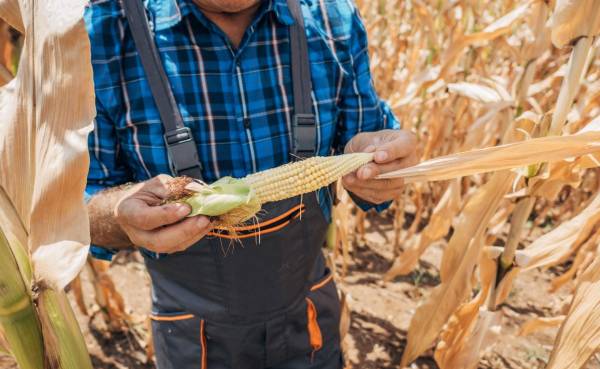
[122,0,343,368]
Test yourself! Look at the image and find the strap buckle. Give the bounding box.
[292,113,316,159]
[163,127,203,178]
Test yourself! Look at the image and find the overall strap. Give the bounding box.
[287,0,317,159]
[122,0,203,179]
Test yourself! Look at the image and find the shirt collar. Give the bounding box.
[147,0,295,32]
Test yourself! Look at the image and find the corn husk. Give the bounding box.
[0,0,95,368]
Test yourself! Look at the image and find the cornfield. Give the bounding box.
[2,0,600,369]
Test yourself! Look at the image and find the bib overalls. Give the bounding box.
[122,0,344,367]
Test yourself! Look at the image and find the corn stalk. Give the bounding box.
[0,0,96,367]
[0,226,44,369]
[489,0,599,312]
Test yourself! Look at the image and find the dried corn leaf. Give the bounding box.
[399,233,484,366]
[550,235,599,292]
[437,310,502,369]
[530,159,584,201]
[434,252,498,369]
[519,316,566,337]
[520,0,551,62]
[546,257,600,369]
[0,0,23,32]
[493,266,520,306]
[0,21,12,85]
[517,193,600,270]
[378,130,600,183]
[550,0,600,48]
[385,180,461,279]
[339,291,351,341]
[88,258,130,331]
[0,0,94,290]
[0,327,7,354]
[439,2,531,79]
[400,172,512,366]
[548,36,594,136]
[447,82,510,104]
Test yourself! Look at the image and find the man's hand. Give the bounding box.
[89,175,212,254]
[343,129,417,204]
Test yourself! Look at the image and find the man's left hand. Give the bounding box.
[342,129,417,205]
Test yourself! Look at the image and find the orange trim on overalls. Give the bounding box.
[215,204,305,232]
[310,274,333,291]
[200,319,207,369]
[150,314,195,321]
[208,217,296,239]
[305,297,323,360]
[207,205,306,239]
[304,273,332,360]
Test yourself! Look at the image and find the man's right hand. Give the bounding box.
[89,175,212,254]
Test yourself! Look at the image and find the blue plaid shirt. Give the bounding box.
[84,0,399,260]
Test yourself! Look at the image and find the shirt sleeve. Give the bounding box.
[336,5,400,213]
[85,2,137,260]
[86,98,133,261]
[335,5,400,152]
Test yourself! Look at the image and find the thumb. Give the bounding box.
[373,131,416,163]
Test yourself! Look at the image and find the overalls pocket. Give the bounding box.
[150,312,207,369]
[304,269,341,361]
[285,268,342,364]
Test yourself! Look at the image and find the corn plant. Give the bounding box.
[0,0,95,368]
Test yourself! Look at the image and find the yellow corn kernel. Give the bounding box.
[243,152,374,204]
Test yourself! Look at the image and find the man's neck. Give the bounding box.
[192,1,262,49]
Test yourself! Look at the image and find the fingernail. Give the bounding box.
[197,217,210,228]
[176,204,190,216]
[375,151,388,162]
[362,168,372,179]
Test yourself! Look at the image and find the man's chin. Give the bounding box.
[195,0,262,13]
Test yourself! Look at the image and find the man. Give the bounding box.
[84,0,416,368]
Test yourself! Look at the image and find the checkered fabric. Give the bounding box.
[84,0,399,260]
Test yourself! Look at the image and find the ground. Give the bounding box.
[0,211,597,369]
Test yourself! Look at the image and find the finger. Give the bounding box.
[373,131,417,163]
[344,132,377,154]
[143,216,212,252]
[347,177,405,192]
[164,217,213,253]
[356,154,418,180]
[342,174,404,199]
[117,199,191,230]
[349,188,396,205]
[142,174,175,199]
[342,172,359,188]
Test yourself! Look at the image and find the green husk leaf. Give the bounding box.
[37,289,93,369]
[0,226,44,369]
[184,177,260,217]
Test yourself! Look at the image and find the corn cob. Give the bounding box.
[243,153,374,203]
[168,152,374,226]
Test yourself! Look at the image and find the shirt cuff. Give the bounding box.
[90,245,119,261]
[348,191,392,213]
